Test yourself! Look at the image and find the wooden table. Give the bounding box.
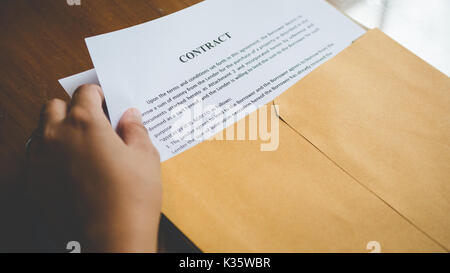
[0,0,202,253]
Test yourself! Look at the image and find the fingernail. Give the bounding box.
[130,108,142,122]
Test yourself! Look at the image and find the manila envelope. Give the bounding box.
[274,28,450,251]
[160,29,449,252]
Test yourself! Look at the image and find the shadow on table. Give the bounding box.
[158,214,201,253]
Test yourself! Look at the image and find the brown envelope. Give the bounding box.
[274,29,450,251]
[161,102,445,252]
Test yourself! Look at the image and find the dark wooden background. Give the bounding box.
[0,0,202,253]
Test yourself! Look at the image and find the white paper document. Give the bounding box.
[59,69,99,97]
[63,0,364,161]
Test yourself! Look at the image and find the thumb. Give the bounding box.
[117,108,152,149]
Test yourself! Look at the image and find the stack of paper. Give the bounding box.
[60,0,364,162]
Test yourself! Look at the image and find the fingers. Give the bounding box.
[117,108,157,153]
[71,84,105,112]
[41,98,68,127]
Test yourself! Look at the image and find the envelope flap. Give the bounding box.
[274,28,450,249]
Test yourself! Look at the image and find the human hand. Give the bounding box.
[31,84,162,253]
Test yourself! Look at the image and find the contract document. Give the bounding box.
[62,0,365,161]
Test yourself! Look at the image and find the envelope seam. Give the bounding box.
[275,109,448,252]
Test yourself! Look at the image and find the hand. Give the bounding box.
[32,84,162,253]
